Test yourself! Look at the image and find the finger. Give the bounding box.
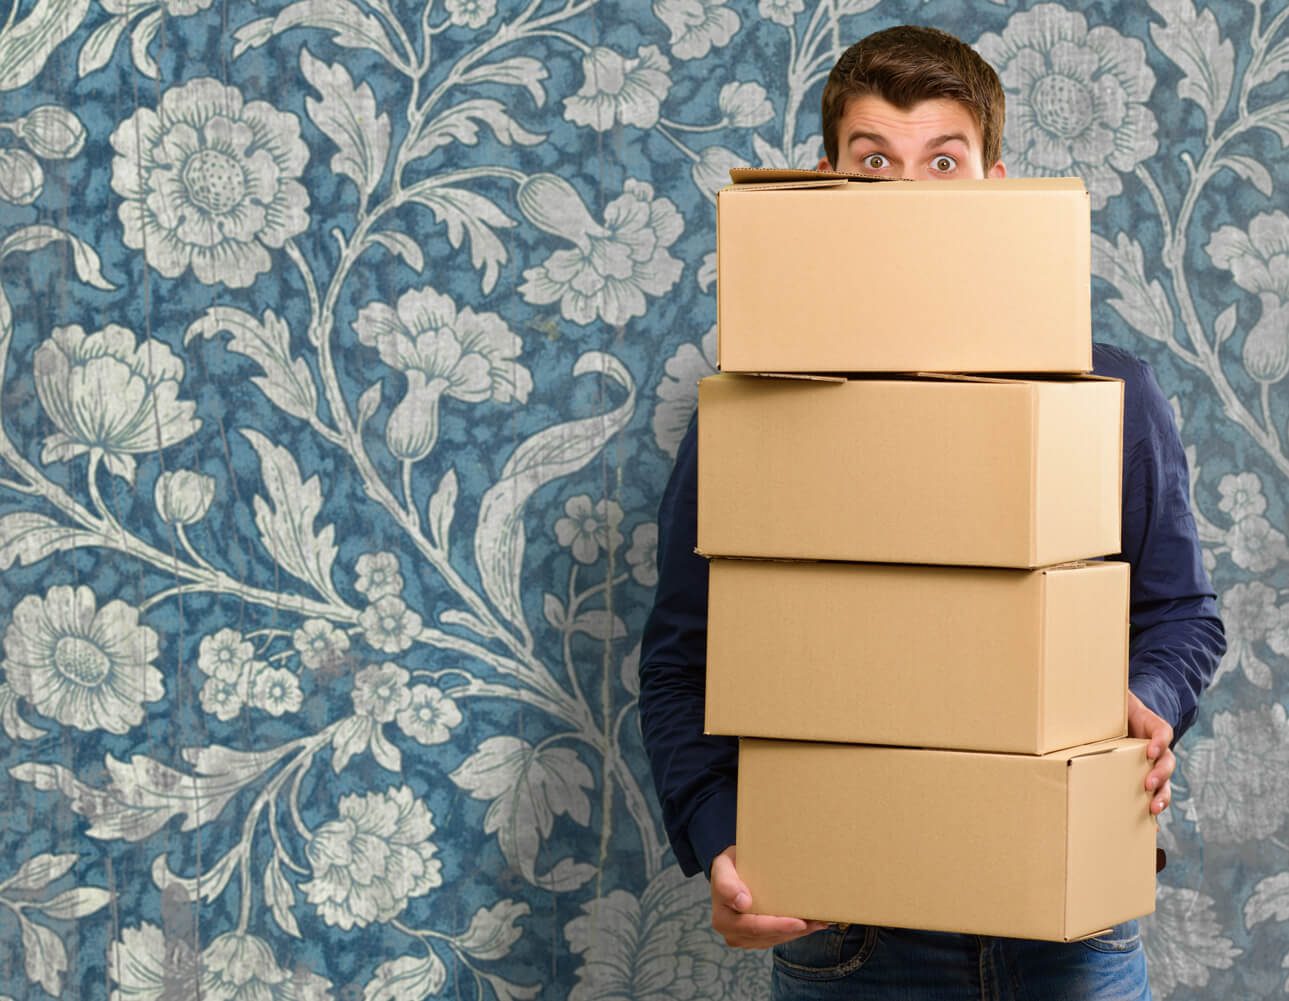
[1145,748,1176,793]
[719,912,818,946]
[1151,778,1172,816]
[727,922,829,949]
[711,855,752,913]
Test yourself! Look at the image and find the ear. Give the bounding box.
[816,156,834,172]
[987,160,1007,179]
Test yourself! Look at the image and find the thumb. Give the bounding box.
[712,850,752,912]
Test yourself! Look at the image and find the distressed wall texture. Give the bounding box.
[1,0,1287,998]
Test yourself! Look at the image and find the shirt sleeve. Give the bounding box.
[1116,359,1226,741]
[638,415,738,877]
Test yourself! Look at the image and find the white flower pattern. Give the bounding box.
[359,596,423,654]
[354,285,532,461]
[653,0,739,60]
[1183,704,1289,843]
[396,685,463,745]
[109,77,309,287]
[555,495,625,564]
[301,785,442,929]
[34,324,201,482]
[564,47,672,132]
[976,5,1158,208]
[2,585,163,735]
[353,552,404,601]
[519,177,683,326]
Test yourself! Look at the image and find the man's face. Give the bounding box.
[819,94,1007,180]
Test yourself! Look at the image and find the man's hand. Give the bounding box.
[711,846,829,948]
[1127,692,1174,816]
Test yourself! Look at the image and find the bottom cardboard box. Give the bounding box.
[737,737,1156,942]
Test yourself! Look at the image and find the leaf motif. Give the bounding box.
[404,185,515,294]
[407,98,544,160]
[2,854,78,893]
[241,428,340,599]
[1223,154,1273,196]
[1091,233,1175,342]
[448,736,596,891]
[369,727,402,772]
[542,594,566,629]
[19,915,66,995]
[568,610,626,641]
[39,887,112,920]
[439,609,493,637]
[231,0,401,63]
[0,0,90,92]
[0,683,46,740]
[1215,303,1238,345]
[620,642,640,697]
[301,49,390,200]
[1251,102,1289,143]
[1147,0,1234,128]
[480,974,541,1001]
[231,15,275,56]
[77,13,128,77]
[330,715,373,773]
[474,353,635,631]
[181,741,294,778]
[368,231,424,272]
[151,848,240,903]
[363,952,447,1001]
[1251,38,1289,93]
[185,307,318,421]
[1245,872,1289,927]
[0,513,103,570]
[458,57,548,107]
[264,857,301,938]
[0,224,115,289]
[456,900,530,961]
[357,381,383,426]
[428,469,457,551]
[11,745,289,842]
[129,7,163,78]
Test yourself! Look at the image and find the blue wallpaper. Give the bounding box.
[0,0,1286,997]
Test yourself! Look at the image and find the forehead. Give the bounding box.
[838,95,983,149]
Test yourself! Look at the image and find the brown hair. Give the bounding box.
[821,25,1005,171]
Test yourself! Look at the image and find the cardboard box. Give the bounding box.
[716,170,1091,373]
[736,737,1156,941]
[706,559,1128,753]
[697,373,1122,568]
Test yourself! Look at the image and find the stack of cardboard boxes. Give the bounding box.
[697,169,1157,942]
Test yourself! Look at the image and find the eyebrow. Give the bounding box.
[846,130,972,149]
[925,132,971,149]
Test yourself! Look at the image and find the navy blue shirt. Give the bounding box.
[638,342,1226,878]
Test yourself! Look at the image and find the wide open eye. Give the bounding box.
[862,153,889,170]
[931,154,958,173]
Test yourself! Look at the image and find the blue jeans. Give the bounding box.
[771,921,1151,1000]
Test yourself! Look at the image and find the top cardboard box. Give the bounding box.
[716,170,1091,374]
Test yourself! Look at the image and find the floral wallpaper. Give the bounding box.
[0,0,1285,998]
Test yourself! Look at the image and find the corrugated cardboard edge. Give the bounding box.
[727,167,889,185]
[729,371,847,384]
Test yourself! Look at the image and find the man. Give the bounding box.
[638,24,1226,1001]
